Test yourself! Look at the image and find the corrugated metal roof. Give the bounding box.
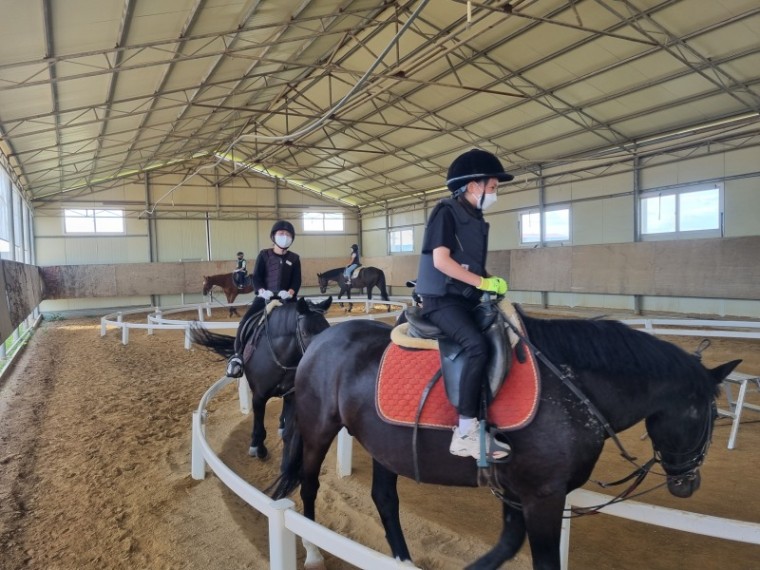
[1,0,759,214]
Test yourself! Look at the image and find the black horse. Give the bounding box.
[316,266,390,307]
[190,296,331,459]
[270,308,740,569]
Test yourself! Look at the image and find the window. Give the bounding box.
[303,212,344,232]
[640,185,721,239]
[519,207,570,245]
[64,209,125,233]
[389,228,414,252]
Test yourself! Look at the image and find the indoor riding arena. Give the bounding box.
[1,2,759,570]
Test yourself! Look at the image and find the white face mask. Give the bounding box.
[477,192,498,211]
[274,234,293,249]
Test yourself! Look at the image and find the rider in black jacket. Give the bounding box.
[226,220,302,378]
[415,149,514,460]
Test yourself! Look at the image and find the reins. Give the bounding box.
[262,307,307,371]
[490,302,714,514]
[498,304,639,465]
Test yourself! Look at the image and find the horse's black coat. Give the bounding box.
[317,266,390,306]
[270,311,739,569]
[190,296,331,458]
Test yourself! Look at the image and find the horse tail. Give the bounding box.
[267,403,304,499]
[188,323,236,359]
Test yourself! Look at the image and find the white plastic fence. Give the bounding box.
[191,375,412,569]
[99,296,407,347]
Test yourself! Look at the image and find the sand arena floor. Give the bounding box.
[1,303,759,569]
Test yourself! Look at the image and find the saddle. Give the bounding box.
[233,272,249,289]
[350,265,362,279]
[240,300,282,363]
[395,301,523,406]
[378,301,539,431]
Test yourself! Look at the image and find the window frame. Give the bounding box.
[389,227,414,253]
[302,211,344,233]
[518,205,571,246]
[63,208,125,234]
[639,183,723,241]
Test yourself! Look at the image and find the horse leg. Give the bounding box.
[248,393,269,459]
[520,492,567,570]
[466,502,527,570]
[371,459,413,563]
[299,424,342,569]
[227,292,239,318]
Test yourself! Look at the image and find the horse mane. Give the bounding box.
[319,267,345,280]
[266,303,300,339]
[521,314,718,398]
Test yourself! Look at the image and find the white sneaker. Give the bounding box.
[226,355,244,378]
[449,423,510,460]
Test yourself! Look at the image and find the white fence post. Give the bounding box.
[238,376,251,414]
[269,499,297,570]
[121,325,129,345]
[191,411,206,480]
[337,427,353,478]
[560,498,571,570]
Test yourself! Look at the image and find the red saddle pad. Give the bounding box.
[376,342,540,431]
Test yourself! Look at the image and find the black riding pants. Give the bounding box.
[422,300,488,419]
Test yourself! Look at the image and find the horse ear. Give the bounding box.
[296,296,309,313]
[319,296,333,311]
[709,359,742,384]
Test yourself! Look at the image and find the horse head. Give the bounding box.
[296,296,333,346]
[202,276,211,295]
[317,273,328,294]
[645,358,740,498]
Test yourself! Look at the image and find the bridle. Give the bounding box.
[262,309,307,371]
[490,301,716,515]
[652,400,715,485]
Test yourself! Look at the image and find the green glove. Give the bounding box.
[478,276,508,295]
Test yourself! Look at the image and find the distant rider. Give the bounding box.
[344,243,360,286]
[226,220,302,378]
[233,251,248,289]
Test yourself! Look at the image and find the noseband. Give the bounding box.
[652,401,715,484]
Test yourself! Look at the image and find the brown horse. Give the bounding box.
[202,273,254,317]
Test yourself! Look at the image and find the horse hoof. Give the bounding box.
[248,446,268,459]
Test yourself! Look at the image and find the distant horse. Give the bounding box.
[317,266,390,309]
[270,305,740,569]
[190,296,332,459]
[202,273,254,317]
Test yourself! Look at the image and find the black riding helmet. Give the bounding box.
[351,243,359,251]
[270,220,296,241]
[446,149,514,193]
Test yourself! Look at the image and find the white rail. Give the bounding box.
[191,376,415,569]
[99,296,407,348]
